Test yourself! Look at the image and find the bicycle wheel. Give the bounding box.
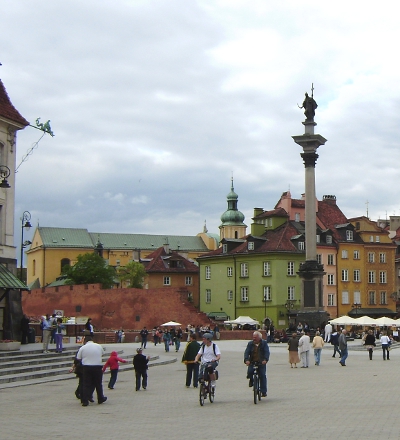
[209,384,215,403]
[258,381,262,401]
[199,383,205,406]
[253,375,259,404]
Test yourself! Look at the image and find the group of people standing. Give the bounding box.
[40,314,65,353]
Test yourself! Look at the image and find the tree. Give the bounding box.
[63,253,116,288]
[117,261,146,288]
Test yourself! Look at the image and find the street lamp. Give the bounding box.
[352,303,362,316]
[284,299,297,311]
[263,292,268,322]
[0,165,11,188]
[20,211,32,281]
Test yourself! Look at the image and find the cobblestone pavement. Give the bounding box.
[2,340,400,439]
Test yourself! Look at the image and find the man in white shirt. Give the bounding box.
[76,336,107,406]
[194,333,221,388]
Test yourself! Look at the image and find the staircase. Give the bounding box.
[0,346,176,390]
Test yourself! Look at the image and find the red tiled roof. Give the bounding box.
[254,207,288,219]
[144,246,199,273]
[0,79,29,127]
[317,199,348,240]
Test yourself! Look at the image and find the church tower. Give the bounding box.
[219,178,247,241]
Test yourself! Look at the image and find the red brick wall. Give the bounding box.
[22,284,211,331]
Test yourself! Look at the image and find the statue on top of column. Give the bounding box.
[298,84,317,122]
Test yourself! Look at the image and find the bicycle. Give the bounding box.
[199,363,217,406]
[251,362,262,404]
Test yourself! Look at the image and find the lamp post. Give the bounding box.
[352,303,361,317]
[263,292,268,323]
[20,211,32,282]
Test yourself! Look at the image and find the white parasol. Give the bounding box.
[160,321,182,326]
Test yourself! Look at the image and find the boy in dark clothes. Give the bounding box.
[133,347,150,391]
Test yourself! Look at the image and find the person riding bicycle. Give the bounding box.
[194,333,221,388]
[244,331,270,397]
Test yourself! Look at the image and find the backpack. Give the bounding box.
[201,342,217,356]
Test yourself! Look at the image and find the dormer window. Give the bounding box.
[326,235,332,244]
[248,241,254,251]
[316,235,320,243]
[346,230,353,241]
[295,213,300,222]
[298,242,305,250]
[222,244,228,253]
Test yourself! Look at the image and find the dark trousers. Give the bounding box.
[135,369,148,390]
[108,369,118,389]
[186,363,199,387]
[21,330,29,344]
[82,366,105,404]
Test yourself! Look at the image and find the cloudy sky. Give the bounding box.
[3,0,400,259]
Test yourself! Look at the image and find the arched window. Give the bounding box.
[60,258,71,273]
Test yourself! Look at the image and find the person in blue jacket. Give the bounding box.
[244,331,270,397]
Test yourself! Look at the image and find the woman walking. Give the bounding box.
[380,331,391,360]
[288,333,300,368]
[364,330,376,360]
[312,331,324,366]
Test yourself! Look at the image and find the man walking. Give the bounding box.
[133,348,150,391]
[182,333,201,388]
[324,322,332,342]
[338,329,348,366]
[76,336,107,406]
[298,331,311,368]
[244,331,270,397]
[140,326,148,349]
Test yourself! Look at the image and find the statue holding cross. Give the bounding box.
[298,84,318,122]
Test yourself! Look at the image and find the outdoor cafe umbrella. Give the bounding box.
[329,316,357,325]
[353,315,377,326]
[160,321,182,326]
[375,316,398,327]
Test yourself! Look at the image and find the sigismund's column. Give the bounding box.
[292,88,326,309]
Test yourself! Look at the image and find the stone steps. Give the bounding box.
[0,346,176,389]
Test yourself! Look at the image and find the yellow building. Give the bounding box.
[26,227,218,287]
[336,216,397,317]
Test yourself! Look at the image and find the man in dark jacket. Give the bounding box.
[181,333,201,388]
[133,348,150,391]
[244,331,270,397]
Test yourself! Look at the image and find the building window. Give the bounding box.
[248,242,254,251]
[326,235,332,244]
[379,271,387,284]
[298,242,305,251]
[328,294,335,306]
[316,254,322,264]
[353,270,360,282]
[370,236,374,242]
[263,261,271,276]
[295,213,300,222]
[287,286,295,300]
[342,291,349,304]
[346,230,353,241]
[327,254,334,265]
[240,287,249,302]
[240,263,249,277]
[222,244,228,253]
[227,290,233,301]
[379,253,386,263]
[353,250,360,260]
[380,291,387,305]
[205,266,211,280]
[368,291,376,305]
[227,267,233,277]
[287,261,295,276]
[61,258,71,273]
[327,274,335,285]
[316,235,320,244]
[368,252,375,263]
[341,269,349,282]
[341,250,348,259]
[33,259,36,276]
[376,236,380,243]
[269,218,272,227]
[163,276,171,286]
[354,291,361,304]
[185,276,192,286]
[205,289,211,303]
[368,271,376,283]
[263,286,271,301]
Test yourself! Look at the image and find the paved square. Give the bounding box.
[1,340,399,439]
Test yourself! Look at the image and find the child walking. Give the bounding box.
[102,351,128,389]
